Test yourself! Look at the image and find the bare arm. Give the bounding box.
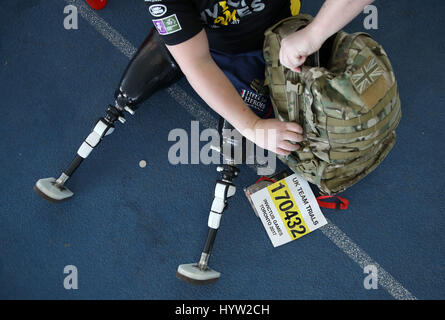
[310,0,375,41]
[166,30,302,155]
[166,30,259,138]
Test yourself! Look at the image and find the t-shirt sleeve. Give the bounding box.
[145,0,204,45]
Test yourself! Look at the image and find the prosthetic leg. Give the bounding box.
[34,27,246,285]
[176,119,242,285]
[34,28,183,202]
[176,163,239,285]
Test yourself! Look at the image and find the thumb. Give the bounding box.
[292,55,307,72]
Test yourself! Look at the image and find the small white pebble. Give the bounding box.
[139,160,147,168]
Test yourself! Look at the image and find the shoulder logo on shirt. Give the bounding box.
[153,14,182,35]
[149,4,167,17]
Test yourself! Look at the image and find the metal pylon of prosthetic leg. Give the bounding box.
[198,164,239,272]
[176,117,243,284]
[195,117,245,272]
[33,104,124,203]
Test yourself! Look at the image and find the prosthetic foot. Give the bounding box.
[177,116,251,284]
[177,164,239,285]
[34,28,183,202]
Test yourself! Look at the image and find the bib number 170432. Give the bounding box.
[268,181,309,239]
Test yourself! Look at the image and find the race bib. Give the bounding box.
[249,173,327,247]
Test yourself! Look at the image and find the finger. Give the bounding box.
[285,122,303,134]
[275,147,291,156]
[279,140,300,152]
[284,52,305,70]
[288,52,301,67]
[290,55,307,72]
[280,47,296,71]
[282,52,298,71]
[283,131,303,143]
[295,55,306,67]
[281,53,293,71]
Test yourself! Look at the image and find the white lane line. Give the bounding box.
[66,0,136,59]
[66,0,417,300]
[321,220,416,300]
[165,86,218,130]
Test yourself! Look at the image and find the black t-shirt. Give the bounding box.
[145,0,298,53]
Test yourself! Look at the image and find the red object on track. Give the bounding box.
[316,195,349,210]
[85,0,107,10]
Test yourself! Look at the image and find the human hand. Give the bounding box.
[279,26,324,72]
[243,118,304,156]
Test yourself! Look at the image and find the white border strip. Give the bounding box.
[64,0,417,300]
[66,0,137,59]
[321,219,416,300]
